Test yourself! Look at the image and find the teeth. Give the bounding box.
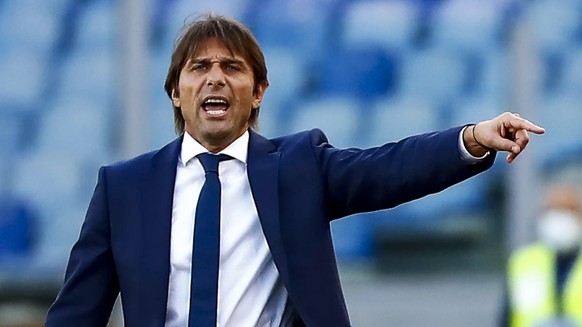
[207,110,226,115]
[204,98,227,105]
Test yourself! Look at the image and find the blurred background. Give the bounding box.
[0,0,581,325]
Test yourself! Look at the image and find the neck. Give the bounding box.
[185,129,247,153]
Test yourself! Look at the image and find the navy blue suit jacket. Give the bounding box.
[45,127,494,326]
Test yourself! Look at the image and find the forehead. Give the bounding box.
[190,37,247,62]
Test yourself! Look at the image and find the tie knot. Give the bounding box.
[197,153,230,174]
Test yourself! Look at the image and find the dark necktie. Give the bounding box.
[188,153,230,327]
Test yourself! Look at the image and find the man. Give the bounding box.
[45,15,544,327]
[502,184,582,327]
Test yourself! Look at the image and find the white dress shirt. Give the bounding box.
[165,131,291,327]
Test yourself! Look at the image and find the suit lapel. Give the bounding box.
[139,135,182,323]
[246,131,290,284]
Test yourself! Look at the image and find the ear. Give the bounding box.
[171,89,181,108]
[252,80,269,109]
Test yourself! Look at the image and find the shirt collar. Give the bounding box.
[180,130,249,166]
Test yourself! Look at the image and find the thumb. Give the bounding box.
[492,137,520,154]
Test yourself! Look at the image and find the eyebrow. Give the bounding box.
[190,57,245,65]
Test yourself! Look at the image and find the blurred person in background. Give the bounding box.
[45,15,544,327]
[501,184,582,327]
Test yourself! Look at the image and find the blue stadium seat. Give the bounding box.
[262,47,305,110]
[449,97,502,127]
[259,47,304,138]
[319,46,396,99]
[0,48,47,110]
[561,47,582,94]
[331,213,374,260]
[0,113,26,156]
[37,98,113,162]
[149,92,179,150]
[163,0,250,49]
[373,173,490,232]
[29,203,86,272]
[74,0,117,51]
[366,96,442,147]
[341,0,420,52]
[57,49,116,104]
[431,0,504,54]
[477,50,509,99]
[166,0,249,29]
[536,93,582,165]
[524,0,582,56]
[0,198,36,261]
[151,47,172,90]
[0,157,6,192]
[255,104,283,139]
[12,152,85,216]
[288,96,362,149]
[250,0,330,63]
[1,0,72,16]
[149,49,179,148]
[0,2,61,53]
[400,46,468,106]
[406,173,488,217]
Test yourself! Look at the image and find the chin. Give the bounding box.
[201,127,234,143]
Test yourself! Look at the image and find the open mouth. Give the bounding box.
[201,96,230,116]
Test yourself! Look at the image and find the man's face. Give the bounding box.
[172,38,267,152]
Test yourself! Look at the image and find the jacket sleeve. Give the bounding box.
[45,167,119,327]
[309,126,496,220]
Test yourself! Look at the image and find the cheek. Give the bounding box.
[179,86,197,106]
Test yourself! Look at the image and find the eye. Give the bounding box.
[191,64,207,71]
[226,64,241,71]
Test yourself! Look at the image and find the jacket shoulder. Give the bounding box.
[103,136,182,175]
[267,128,329,149]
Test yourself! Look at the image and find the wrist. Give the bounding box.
[463,124,490,157]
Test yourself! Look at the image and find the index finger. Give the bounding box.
[507,117,545,134]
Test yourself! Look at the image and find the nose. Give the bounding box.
[206,65,226,87]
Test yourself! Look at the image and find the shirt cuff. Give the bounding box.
[458,126,490,162]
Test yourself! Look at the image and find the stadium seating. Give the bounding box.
[477,50,509,99]
[431,0,504,54]
[399,45,468,106]
[0,197,35,261]
[262,47,305,108]
[149,92,180,149]
[366,96,442,147]
[0,113,26,156]
[0,1,61,53]
[342,0,420,53]
[561,47,582,94]
[288,96,362,149]
[74,0,116,51]
[165,0,250,40]
[536,93,582,165]
[250,0,331,63]
[36,99,112,162]
[57,49,117,105]
[318,46,396,99]
[0,48,48,110]
[12,152,85,218]
[525,0,581,56]
[2,0,581,267]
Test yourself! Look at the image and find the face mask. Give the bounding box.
[538,210,582,253]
